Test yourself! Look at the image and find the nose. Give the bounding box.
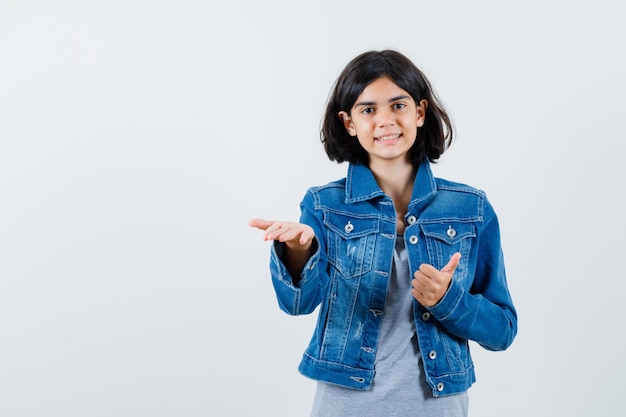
[376,108,395,127]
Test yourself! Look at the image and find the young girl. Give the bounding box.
[249,50,517,417]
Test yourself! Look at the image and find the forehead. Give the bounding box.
[354,77,411,104]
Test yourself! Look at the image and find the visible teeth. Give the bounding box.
[377,134,400,141]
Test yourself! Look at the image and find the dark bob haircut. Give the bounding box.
[321,50,454,165]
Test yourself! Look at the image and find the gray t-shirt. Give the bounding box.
[310,236,468,417]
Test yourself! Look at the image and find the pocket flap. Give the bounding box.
[324,212,380,239]
[420,222,476,244]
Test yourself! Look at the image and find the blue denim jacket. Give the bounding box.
[269,160,517,397]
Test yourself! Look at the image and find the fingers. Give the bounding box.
[248,218,290,239]
[248,218,283,240]
[298,226,316,245]
[249,218,314,249]
[266,222,289,240]
[248,218,273,230]
[271,223,314,247]
[411,271,428,299]
[264,222,291,241]
[411,252,461,307]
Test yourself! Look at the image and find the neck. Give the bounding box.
[369,160,416,203]
[368,159,416,234]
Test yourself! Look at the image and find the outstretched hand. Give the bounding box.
[248,218,315,251]
[249,218,316,276]
[411,253,461,307]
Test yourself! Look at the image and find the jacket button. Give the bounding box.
[437,382,445,392]
[345,222,354,233]
[409,235,418,244]
[406,215,417,225]
[422,312,431,321]
[446,226,456,238]
[428,350,437,360]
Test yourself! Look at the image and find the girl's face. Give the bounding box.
[339,76,427,167]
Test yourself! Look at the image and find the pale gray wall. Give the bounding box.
[1,1,625,416]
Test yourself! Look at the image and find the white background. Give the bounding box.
[1,1,625,416]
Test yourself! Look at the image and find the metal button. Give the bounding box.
[428,350,437,360]
[422,312,431,321]
[447,226,456,238]
[406,215,417,225]
[437,382,445,392]
[345,221,354,233]
[409,235,418,244]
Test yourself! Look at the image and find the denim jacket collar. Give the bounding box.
[345,159,437,210]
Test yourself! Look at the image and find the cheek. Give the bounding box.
[355,136,372,150]
[350,120,369,136]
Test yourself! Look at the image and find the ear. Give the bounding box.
[338,111,357,136]
[416,99,428,127]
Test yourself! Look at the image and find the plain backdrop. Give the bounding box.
[1,1,625,416]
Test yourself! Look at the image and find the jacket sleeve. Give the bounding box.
[269,190,330,316]
[427,198,518,351]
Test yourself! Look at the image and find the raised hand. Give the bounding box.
[411,252,461,307]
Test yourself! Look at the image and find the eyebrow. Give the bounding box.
[353,95,411,107]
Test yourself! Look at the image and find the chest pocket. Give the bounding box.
[420,222,476,281]
[324,212,379,278]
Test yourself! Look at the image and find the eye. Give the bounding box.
[393,102,406,110]
[360,107,374,115]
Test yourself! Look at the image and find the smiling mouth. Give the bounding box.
[376,134,401,141]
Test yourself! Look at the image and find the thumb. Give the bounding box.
[441,252,461,274]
